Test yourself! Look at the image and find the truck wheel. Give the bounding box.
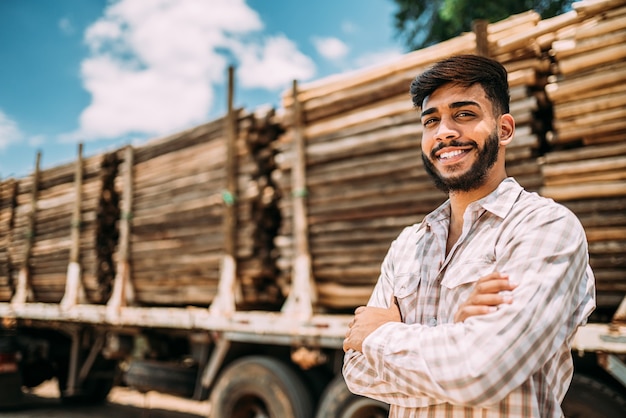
[562,374,626,418]
[209,355,313,418]
[315,374,389,418]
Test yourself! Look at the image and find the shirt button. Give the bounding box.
[428,317,437,327]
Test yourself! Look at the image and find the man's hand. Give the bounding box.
[343,299,401,352]
[454,272,516,323]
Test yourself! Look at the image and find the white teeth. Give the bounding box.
[439,149,464,159]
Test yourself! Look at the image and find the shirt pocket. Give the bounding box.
[441,257,496,289]
[393,272,419,324]
[440,258,496,320]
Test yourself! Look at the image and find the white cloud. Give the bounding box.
[235,35,315,90]
[68,0,316,142]
[312,36,349,60]
[74,55,212,139]
[0,110,22,150]
[84,20,122,50]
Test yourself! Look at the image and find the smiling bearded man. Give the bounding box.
[342,54,596,418]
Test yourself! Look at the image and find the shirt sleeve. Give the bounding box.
[342,204,595,408]
[343,225,444,408]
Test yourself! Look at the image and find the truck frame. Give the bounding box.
[1,250,625,417]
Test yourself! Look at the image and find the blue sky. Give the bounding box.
[0,0,403,178]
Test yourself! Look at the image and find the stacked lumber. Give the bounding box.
[118,119,226,307]
[274,10,555,311]
[236,109,284,308]
[539,142,626,310]
[539,0,626,311]
[0,1,621,317]
[485,11,552,193]
[120,110,283,309]
[5,151,119,304]
[0,178,16,301]
[544,0,626,146]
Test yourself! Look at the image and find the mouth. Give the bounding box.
[435,147,472,164]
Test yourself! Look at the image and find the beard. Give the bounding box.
[421,130,500,193]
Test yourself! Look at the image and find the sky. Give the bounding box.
[0,0,404,178]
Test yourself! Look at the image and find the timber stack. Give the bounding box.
[0,0,623,317]
[2,151,118,304]
[0,179,16,301]
[274,5,571,310]
[539,0,626,313]
[113,109,283,309]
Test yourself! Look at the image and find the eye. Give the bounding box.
[422,117,438,127]
[455,111,475,119]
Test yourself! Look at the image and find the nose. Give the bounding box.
[434,117,460,142]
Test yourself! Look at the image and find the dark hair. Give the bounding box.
[410,54,510,115]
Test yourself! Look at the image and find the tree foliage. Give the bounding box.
[391,0,574,51]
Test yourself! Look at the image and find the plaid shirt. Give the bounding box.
[343,178,596,417]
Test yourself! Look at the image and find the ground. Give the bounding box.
[1,380,209,418]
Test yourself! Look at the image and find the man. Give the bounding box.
[342,54,596,417]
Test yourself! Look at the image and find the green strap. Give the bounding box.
[292,188,308,198]
[222,190,236,206]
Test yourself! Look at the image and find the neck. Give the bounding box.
[445,174,505,255]
[448,172,506,226]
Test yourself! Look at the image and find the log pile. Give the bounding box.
[4,151,119,303]
[237,109,284,308]
[0,0,622,315]
[543,0,626,147]
[117,119,226,307]
[539,142,626,311]
[537,0,626,311]
[120,109,283,309]
[486,11,554,193]
[274,9,558,311]
[0,178,16,301]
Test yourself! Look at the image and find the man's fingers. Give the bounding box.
[455,305,497,323]
[469,293,513,306]
[475,278,515,294]
[477,271,508,282]
[454,272,517,323]
[354,306,366,314]
[343,338,350,352]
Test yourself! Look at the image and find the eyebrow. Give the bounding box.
[420,100,482,118]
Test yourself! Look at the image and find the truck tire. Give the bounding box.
[562,374,626,418]
[315,374,389,418]
[124,359,197,397]
[209,355,313,418]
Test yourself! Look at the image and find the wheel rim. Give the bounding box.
[342,398,388,418]
[231,394,270,418]
[210,355,313,418]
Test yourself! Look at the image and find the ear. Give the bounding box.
[498,113,515,146]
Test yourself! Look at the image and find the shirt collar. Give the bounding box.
[421,177,523,227]
[474,177,523,219]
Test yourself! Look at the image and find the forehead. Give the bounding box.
[422,83,490,110]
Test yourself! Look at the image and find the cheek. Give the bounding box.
[420,132,434,154]
[475,120,495,136]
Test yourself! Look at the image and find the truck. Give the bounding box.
[1,1,626,416]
